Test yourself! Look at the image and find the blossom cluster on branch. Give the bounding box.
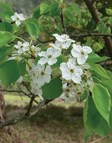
[10,12,93,102]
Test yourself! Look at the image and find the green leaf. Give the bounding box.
[40,3,50,15]
[18,60,26,76]
[0,2,14,22]
[0,22,13,32]
[87,53,109,63]
[80,90,88,102]
[33,6,41,19]
[90,64,109,79]
[50,2,61,17]
[96,21,111,34]
[101,80,112,95]
[0,45,13,64]
[92,84,111,124]
[25,18,40,38]
[0,31,16,46]
[106,8,112,15]
[0,60,20,86]
[84,96,111,140]
[42,77,62,99]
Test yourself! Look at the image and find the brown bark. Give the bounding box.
[0,87,6,121]
[84,0,112,58]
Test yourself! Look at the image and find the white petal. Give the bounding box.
[72,75,81,84]
[45,65,52,74]
[67,58,76,69]
[53,49,61,58]
[18,14,25,21]
[38,58,47,65]
[48,58,57,65]
[47,48,54,55]
[44,74,51,83]
[75,66,83,75]
[11,15,17,21]
[38,51,46,57]
[60,63,71,80]
[23,42,29,47]
[62,41,71,49]
[83,46,92,54]
[53,34,62,41]
[77,55,88,65]
[71,44,81,58]
[16,20,21,26]
[37,76,45,87]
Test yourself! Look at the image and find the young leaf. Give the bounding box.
[18,60,26,76]
[0,2,14,22]
[106,8,112,16]
[84,96,111,142]
[25,18,40,38]
[0,31,16,46]
[0,45,13,64]
[0,60,20,86]
[90,64,109,79]
[92,84,111,124]
[87,53,109,63]
[42,77,62,99]
[0,22,13,32]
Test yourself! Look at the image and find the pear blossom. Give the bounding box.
[60,58,83,84]
[30,81,43,98]
[38,47,61,65]
[11,12,26,26]
[52,34,74,49]
[14,41,29,55]
[71,44,92,65]
[30,45,40,57]
[60,81,84,102]
[36,64,52,87]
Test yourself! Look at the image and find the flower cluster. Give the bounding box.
[11,12,26,26]
[26,62,52,98]
[13,32,93,102]
[49,34,93,101]
[11,41,40,60]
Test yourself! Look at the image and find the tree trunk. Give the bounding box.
[0,86,6,121]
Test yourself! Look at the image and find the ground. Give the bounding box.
[0,94,112,143]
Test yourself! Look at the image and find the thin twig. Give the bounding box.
[60,10,67,34]
[0,99,51,128]
[25,95,35,116]
[36,33,112,44]
[84,0,112,58]
[91,136,105,143]
[0,89,38,104]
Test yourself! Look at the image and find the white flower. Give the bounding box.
[71,44,92,65]
[60,82,77,102]
[60,58,83,84]
[52,34,74,49]
[30,82,43,98]
[14,41,29,55]
[38,47,61,65]
[11,12,26,26]
[36,64,52,87]
[30,45,40,57]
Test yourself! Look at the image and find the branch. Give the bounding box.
[0,99,51,128]
[84,0,112,58]
[25,95,35,116]
[0,89,38,105]
[60,10,67,34]
[71,33,112,38]
[36,33,112,44]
